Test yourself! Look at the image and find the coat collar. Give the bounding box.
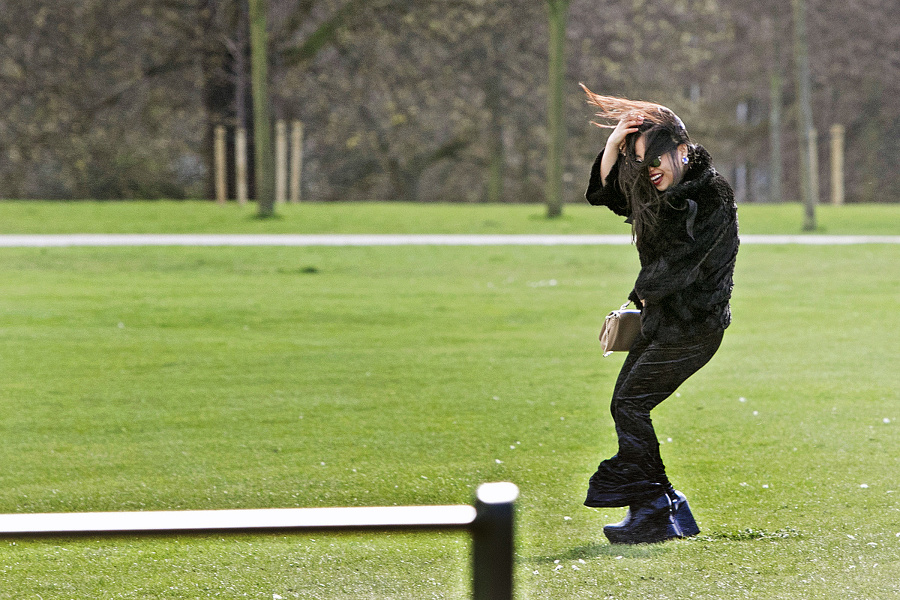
[665,144,716,203]
[661,145,719,240]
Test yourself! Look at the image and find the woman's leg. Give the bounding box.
[585,329,724,507]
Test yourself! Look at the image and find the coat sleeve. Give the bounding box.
[585,149,629,217]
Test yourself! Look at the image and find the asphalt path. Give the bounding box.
[0,234,898,247]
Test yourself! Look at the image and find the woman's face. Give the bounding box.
[634,135,685,192]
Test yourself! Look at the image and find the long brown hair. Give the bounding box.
[580,83,678,130]
[581,84,693,243]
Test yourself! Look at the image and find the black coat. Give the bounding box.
[586,145,739,342]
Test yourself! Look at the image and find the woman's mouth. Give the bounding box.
[650,173,663,187]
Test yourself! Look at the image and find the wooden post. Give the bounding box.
[830,124,845,205]
[235,127,248,205]
[275,120,287,205]
[290,120,303,203]
[809,127,819,210]
[472,483,518,600]
[214,125,227,204]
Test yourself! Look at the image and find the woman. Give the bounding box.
[580,85,739,544]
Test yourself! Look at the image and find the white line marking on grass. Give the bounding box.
[0,234,898,247]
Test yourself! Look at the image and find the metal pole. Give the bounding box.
[472,482,518,600]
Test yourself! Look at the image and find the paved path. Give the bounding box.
[0,234,898,247]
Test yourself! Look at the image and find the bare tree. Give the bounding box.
[249,0,275,215]
[792,0,816,229]
[3,0,900,206]
[545,0,568,218]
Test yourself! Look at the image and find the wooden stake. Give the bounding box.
[809,127,819,211]
[830,124,845,205]
[235,127,248,205]
[275,120,287,205]
[290,121,303,203]
[214,125,227,204]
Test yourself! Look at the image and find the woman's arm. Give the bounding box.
[585,114,644,214]
[598,113,643,185]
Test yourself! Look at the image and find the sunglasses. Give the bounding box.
[634,155,663,168]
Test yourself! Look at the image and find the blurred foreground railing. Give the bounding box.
[0,482,518,600]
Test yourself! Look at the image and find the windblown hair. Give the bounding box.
[580,83,694,243]
[579,83,680,130]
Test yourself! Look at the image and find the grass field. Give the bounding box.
[0,202,898,598]
[0,199,899,235]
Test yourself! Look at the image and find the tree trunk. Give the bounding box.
[767,18,784,203]
[545,0,568,218]
[197,1,234,202]
[485,106,504,203]
[858,80,882,203]
[249,0,275,216]
[483,42,505,204]
[235,0,250,204]
[792,0,816,229]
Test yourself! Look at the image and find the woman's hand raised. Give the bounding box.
[605,113,644,155]
[599,113,644,186]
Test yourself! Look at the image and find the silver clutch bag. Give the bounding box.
[599,302,642,356]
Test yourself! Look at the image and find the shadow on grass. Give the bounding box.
[527,542,671,564]
[248,212,285,222]
[527,212,576,223]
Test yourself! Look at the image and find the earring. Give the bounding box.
[682,156,689,165]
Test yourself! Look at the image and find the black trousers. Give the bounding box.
[585,328,724,508]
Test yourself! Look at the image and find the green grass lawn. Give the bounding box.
[0,203,898,598]
[0,199,899,235]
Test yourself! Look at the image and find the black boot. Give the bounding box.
[603,490,699,544]
[670,490,700,538]
[602,506,636,532]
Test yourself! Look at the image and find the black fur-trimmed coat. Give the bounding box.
[586,145,739,342]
